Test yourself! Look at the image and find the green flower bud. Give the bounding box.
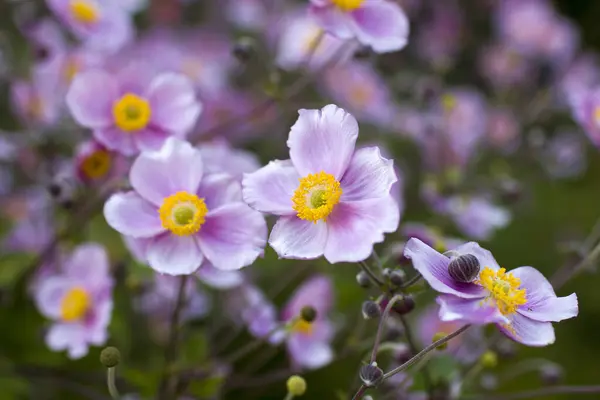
[286,375,307,396]
[100,346,121,368]
[480,351,498,368]
[432,332,448,350]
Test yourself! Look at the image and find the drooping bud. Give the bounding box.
[356,271,371,288]
[286,375,307,396]
[359,362,383,387]
[448,254,480,283]
[480,351,498,368]
[362,300,381,320]
[100,346,121,368]
[392,295,415,315]
[432,332,448,350]
[300,306,317,323]
[232,37,255,62]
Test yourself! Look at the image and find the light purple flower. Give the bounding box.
[2,189,53,253]
[74,139,128,184]
[400,223,462,253]
[46,0,133,52]
[198,139,260,179]
[104,138,267,275]
[487,108,521,154]
[478,43,532,89]
[227,284,282,342]
[570,87,600,148]
[404,238,578,346]
[309,0,410,53]
[67,65,202,155]
[282,275,335,370]
[10,73,62,128]
[443,195,510,241]
[34,243,113,359]
[242,104,399,263]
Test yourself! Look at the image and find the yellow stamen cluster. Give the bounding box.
[81,149,112,180]
[61,287,91,322]
[159,192,208,236]
[63,57,80,83]
[475,267,527,316]
[292,171,342,223]
[292,319,314,335]
[69,0,100,24]
[441,93,457,111]
[349,85,373,108]
[112,93,152,132]
[332,0,364,11]
[594,106,600,127]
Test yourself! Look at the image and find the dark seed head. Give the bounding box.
[359,362,383,387]
[448,254,480,283]
[356,271,371,288]
[388,270,406,287]
[362,300,381,320]
[392,295,415,315]
[300,305,317,323]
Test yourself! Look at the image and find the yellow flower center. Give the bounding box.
[349,85,373,108]
[159,192,208,236]
[441,93,457,112]
[292,319,314,335]
[475,267,527,316]
[81,148,112,180]
[332,0,364,11]
[61,286,91,322]
[69,0,100,24]
[292,171,342,223]
[112,93,152,132]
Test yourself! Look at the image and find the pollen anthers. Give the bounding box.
[112,93,152,132]
[69,0,100,24]
[81,149,111,180]
[292,319,314,335]
[475,267,527,316]
[292,171,342,223]
[332,0,364,11]
[61,286,91,322]
[159,192,208,236]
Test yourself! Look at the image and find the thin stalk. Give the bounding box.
[106,368,120,400]
[370,295,402,363]
[358,261,385,287]
[401,273,422,289]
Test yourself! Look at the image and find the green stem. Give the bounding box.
[107,367,120,400]
[370,295,402,363]
[358,261,385,287]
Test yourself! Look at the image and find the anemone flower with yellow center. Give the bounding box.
[404,238,579,347]
[69,0,100,24]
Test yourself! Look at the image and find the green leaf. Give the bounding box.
[188,375,225,398]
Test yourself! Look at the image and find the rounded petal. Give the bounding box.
[350,0,409,53]
[36,277,72,319]
[453,241,502,271]
[324,196,399,263]
[66,70,117,128]
[129,138,203,206]
[122,235,151,263]
[196,261,244,289]
[288,105,358,179]
[340,146,397,202]
[134,128,171,153]
[46,323,88,359]
[269,216,327,259]
[403,238,488,298]
[242,160,299,215]
[511,267,578,322]
[197,203,267,271]
[64,243,110,285]
[309,4,353,39]
[94,126,137,156]
[197,173,242,211]
[499,313,556,347]
[103,192,164,238]
[287,336,333,370]
[146,233,203,275]
[436,295,509,325]
[148,73,202,134]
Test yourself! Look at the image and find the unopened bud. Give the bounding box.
[480,351,498,368]
[362,300,381,320]
[388,270,406,287]
[286,375,306,396]
[359,362,383,387]
[100,346,121,368]
[432,332,448,350]
[233,37,255,62]
[392,295,415,315]
[300,306,317,323]
[356,271,371,288]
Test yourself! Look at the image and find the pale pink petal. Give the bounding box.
[287,335,333,370]
[46,323,88,359]
[147,233,203,275]
[269,216,327,259]
[436,295,509,325]
[499,313,556,347]
[197,203,266,270]
[36,277,72,319]
[94,126,137,156]
[340,146,397,202]
[197,173,242,210]
[242,160,299,215]
[324,196,399,263]
[134,128,171,152]
[148,73,202,134]
[66,70,117,128]
[288,105,358,179]
[350,0,409,53]
[64,243,110,285]
[103,192,164,238]
[129,138,203,206]
[283,275,333,320]
[309,4,354,39]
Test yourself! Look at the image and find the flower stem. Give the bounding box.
[397,314,434,393]
[370,295,402,363]
[358,261,385,287]
[106,367,120,400]
[552,239,600,289]
[463,385,600,400]
[351,385,367,400]
[401,273,422,289]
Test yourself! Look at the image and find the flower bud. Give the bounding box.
[100,346,121,368]
[448,254,480,283]
[480,351,498,368]
[286,375,307,396]
[300,306,317,323]
[356,271,371,288]
[359,362,383,387]
[388,269,406,287]
[232,37,255,62]
[432,332,448,350]
[539,364,563,385]
[362,300,381,320]
[392,295,415,315]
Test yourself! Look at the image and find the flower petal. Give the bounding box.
[403,238,487,298]
[148,73,202,134]
[287,336,333,370]
[134,128,171,153]
[288,104,358,179]
[94,126,137,156]
[66,70,117,128]
[453,241,502,271]
[283,275,333,320]
[511,266,578,322]
[64,243,110,287]
[436,295,509,325]
[46,323,88,359]
[197,203,267,271]
[498,313,556,347]
[350,0,409,53]
[269,216,327,259]
[129,137,203,206]
[340,146,397,202]
[324,196,399,263]
[36,276,72,319]
[146,233,203,275]
[103,192,164,238]
[197,173,242,211]
[309,4,354,39]
[196,261,244,289]
[242,160,299,215]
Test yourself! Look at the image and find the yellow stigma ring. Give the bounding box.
[61,286,91,322]
[112,93,152,132]
[159,192,208,236]
[81,149,112,180]
[475,267,527,316]
[332,0,364,11]
[69,0,100,24]
[292,171,342,223]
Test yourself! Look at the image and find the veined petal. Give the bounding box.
[103,192,164,238]
[453,241,502,271]
[242,160,299,215]
[340,146,397,202]
[436,295,509,325]
[269,216,327,259]
[146,233,203,275]
[498,313,556,347]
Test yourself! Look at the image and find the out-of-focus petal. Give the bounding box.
[103,192,164,238]
[146,233,203,275]
[66,70,117,128]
